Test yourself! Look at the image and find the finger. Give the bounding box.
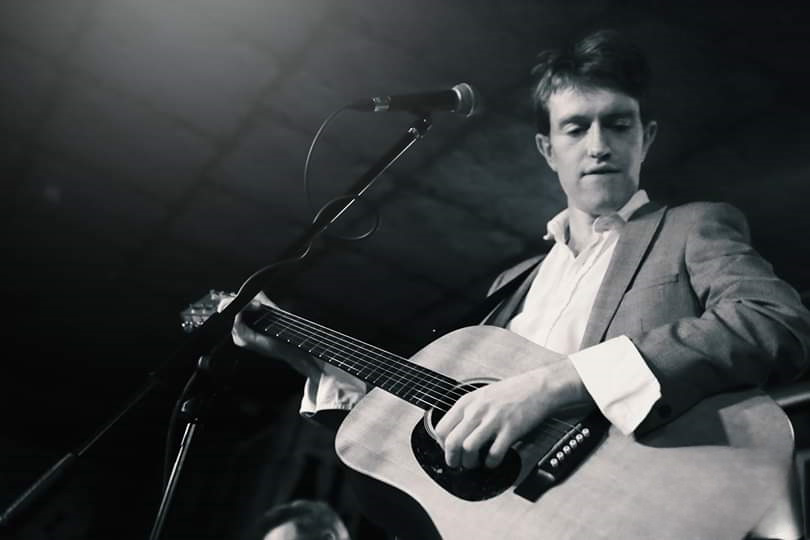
[231,315,258,348]
[231,325,246,347]
[484,428,516,469]
[461,424,494,469]
[255,291,277,307]
[217,295,235,313]
[441,412,478,468]
[242,292,271,311]
[246,296,265,310]
[233,313,274,351]
[442,427,465,469]
[231,313,246,345]
[434,398,467,440]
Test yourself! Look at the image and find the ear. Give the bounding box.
[535,133,557,171]
[641,120,658,161]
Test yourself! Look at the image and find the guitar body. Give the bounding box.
[335,326,794,540]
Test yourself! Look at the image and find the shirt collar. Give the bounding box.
[543,189,650,243]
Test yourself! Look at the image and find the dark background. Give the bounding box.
[2,1,809,538]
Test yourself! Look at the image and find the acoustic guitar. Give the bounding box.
[182,290,794,540]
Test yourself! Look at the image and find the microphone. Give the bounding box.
[350,83,480,117]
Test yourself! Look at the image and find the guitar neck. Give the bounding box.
[248,305,461,411]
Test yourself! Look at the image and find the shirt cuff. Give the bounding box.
[299,363,367,417]
[568,335,661,435]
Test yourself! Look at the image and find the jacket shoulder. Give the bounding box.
[663,201,750,238]
[666,201,747,222]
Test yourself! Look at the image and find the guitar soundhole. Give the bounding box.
[410,384,522,501]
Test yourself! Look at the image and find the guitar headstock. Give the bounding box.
[180,289,233,333]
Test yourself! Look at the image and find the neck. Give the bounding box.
[566,206,598,255]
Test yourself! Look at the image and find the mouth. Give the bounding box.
[582,167,621,176]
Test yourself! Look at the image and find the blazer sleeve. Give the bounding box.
[632,202,810,433]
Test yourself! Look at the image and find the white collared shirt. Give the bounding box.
[507,189,661,434]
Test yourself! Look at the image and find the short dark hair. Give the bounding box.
[250,499,347,540]
[530,29,652,135]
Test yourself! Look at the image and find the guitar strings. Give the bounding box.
[262,305,489,406]
[267,310,581,440]
[257,309,464,410]
[255,306,577,439]
[267,313,581,447]
[265,309,516,415]
[259,307,579,439]
[264,307,580,432]
[259,305,465,400]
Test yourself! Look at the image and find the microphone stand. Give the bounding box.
[0,112,434,538]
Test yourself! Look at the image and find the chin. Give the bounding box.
[596,191,636,213]
[578,197,623,216]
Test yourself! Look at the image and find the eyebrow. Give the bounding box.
[557,110,637,127]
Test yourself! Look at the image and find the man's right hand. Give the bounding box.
[221,292,325,380]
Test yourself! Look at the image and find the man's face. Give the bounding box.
[263,523,300,540]
[263,523,337,540]
[536,87,657,217]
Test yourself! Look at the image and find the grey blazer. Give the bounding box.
[486,201,810,433]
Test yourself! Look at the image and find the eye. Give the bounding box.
[609,119,634,131]
[563,124,585,136]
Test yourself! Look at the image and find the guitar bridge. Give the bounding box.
[514,412,610,501]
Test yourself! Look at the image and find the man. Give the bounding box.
[231,29,810,538]
[433,29,810,471]
[248,499,351,540]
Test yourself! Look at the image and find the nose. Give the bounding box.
[586,124,611,159]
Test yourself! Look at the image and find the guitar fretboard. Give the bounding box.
[249,305,467,412]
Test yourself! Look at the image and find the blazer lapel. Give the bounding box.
[579,202,667,348]
[486,259,544,328]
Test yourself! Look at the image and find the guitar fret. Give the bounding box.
[409,386,429,406]
[253,307,462,410]
[309,342,329,357]
[400,380,426,407]
[379,372,405,392]
[344,361,362,377]
[405,390,429,408]
[367,364,386,386]
[355,361,374,380]
[389,374,409,395]
[271,327,286,339]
